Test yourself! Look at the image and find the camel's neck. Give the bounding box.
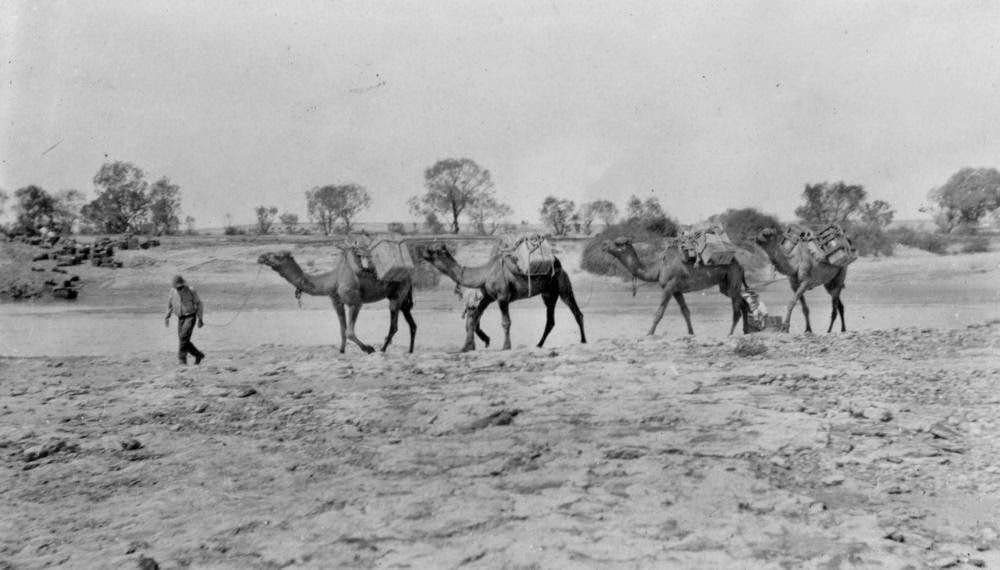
[433,256,493,288]
[612,248,659,282]
[760,241,794,275]
[269,259,328,296]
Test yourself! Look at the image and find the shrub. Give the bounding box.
[734,337,767,357]
[960,236,990,254]
[387,222,408,235]
[847,223,894,257]
[223,225,246,236]
[888,227,946,254]
[712,208,781,246]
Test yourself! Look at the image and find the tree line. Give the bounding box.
[4,157,998,245]
[1,161,191,236]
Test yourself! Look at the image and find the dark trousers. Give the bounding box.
[177,315,204,363]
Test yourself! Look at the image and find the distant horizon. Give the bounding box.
[4,2,999,228]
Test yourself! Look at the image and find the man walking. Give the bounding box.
[165,275,205,365]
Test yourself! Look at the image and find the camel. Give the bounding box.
[257,250,416,353]
[754,227,847,333]
[602,237,750,336]
[419,242,586,351]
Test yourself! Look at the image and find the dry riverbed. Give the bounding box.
[2,322,1000,568]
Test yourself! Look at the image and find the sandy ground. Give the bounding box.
[2,325,1000,568]
[2,237,1000,568]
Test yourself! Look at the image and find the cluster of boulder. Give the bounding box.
[3,233,160,301]
[15,234,161,269]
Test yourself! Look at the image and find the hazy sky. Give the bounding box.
[3,1,999,227]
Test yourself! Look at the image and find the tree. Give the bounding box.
[624,194,676,236]
[279,212,299,234]
[184,215,196,235]
[148,178,182,235]
[712,208,781,245]
[50,189,87,234]
[410,158,494,234]
[0,189,8,219]
[580,199,618,234]
[255,205,279,234]
[794,181,867,225]
[421,211,445,234]
[540,196,575,236]
[82,162,151,233]
[13,185,58,234]
[306,184,371,235]
[928,167,1000,232]
[851,199,896,256]
[468,195,512,235]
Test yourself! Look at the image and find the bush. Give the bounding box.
[888,227,946,254]
[960,236,990,254]
[223,225,247,236]
[387,222,408,235]
[847,223,894,257]
[713,208,781,246]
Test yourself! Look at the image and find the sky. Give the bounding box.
[3,0,1000,228]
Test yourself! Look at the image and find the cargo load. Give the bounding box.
[677,224,736,266]
[368,240,416,281]
[343,239,415,282]
[814,224,857,267]
[780,224,857,267]
[497,233,556,276]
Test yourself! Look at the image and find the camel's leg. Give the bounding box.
[537,293,558,348]
[674,292,695,335]
[558,286,587,344]
[825,284,846,333]
[784,281,812,334]
[649,286,675,335]
[402,304,417,353]
[346,304,375,354]
[729,295,743,335]
[498,300,513,350]
[799,296,812,333]
[475,324,491,347]
[464,296,494,352]
[333,300,348,353]
[381,307,399,352]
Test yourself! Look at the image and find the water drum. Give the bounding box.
[368,240,415,282]
[698,230,736,265]
[816,225,858,267]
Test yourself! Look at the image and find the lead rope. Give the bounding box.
[207,265,263,328]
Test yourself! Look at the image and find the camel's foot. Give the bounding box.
[361,345,376,354]
[460,345,475,353]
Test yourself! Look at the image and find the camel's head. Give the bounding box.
[601,236,633,255]
[257,250,294,268]
[418,241,454,263]
[755,227,779,246]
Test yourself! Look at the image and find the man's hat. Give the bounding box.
[172,275,186,287]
